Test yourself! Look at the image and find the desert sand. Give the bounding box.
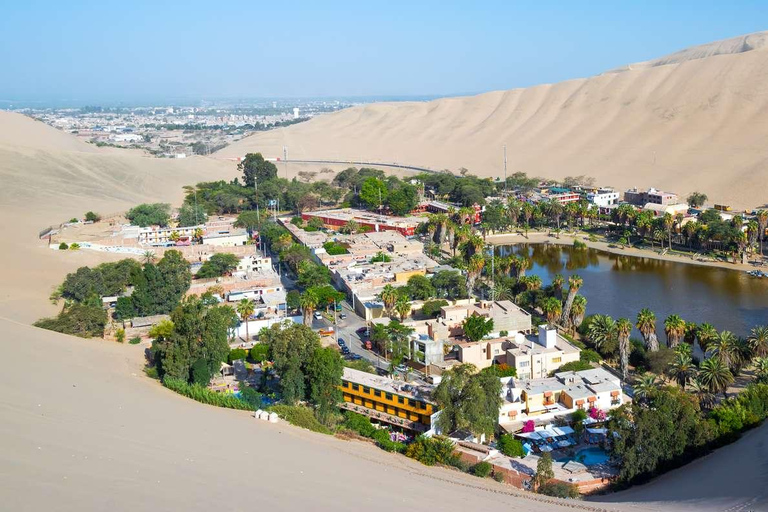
[1,71,768,511]
[220,31,768,209]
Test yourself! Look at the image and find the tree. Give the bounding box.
[378,284,399,318]
[395,295,411,322]
[710,330,738,367]
[664,314,686,348]
[84,211,101,222]
[132,250,192,316]
[234,210,262,233]
[177,203,208,227]
[431,270,469,300]
[634,374,659,402]
[463,314,494,341]
[569,294,587,330]
[197,253,240,278]
[748,325,768,358]
[636,308,660,352]
[238,153,278,187]
[286,290,301,311]
[587,314,619,358]
[756,210,768,258]
[541,297,562,328]
[668,351,696,390]
[560,274,582,325]
[421,299,448,318]
[434,364,502,438]
[126,203,171,227]
[534,453,555,489]
[616,318,632,380]
[686,192,708,208]
[388,183,419,216]
[699,357,734,399]
[406,274,435,301]
[153,296,237,384]
[34,303,107,338]
[359,177,388,210]
[296,260,331,289]
[260,322,321,404]
[299,289,319,326]
[306,346,344,425]
[497,434,525,458]
[236,298,256,342]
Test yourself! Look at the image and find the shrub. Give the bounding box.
[405,435,456,466]
[58,242,69,250]
[269,404,332,435]
[538,481,580,499]
[34,303,107,338]
[472,461,493,477]
[370,251,392,263]
[69,243,81,250]
[573,239,587,250]
[129,337,141,345]
[249,343,269,363]
[84,211,101,222]
[290,216,304,226]
[115,328,126,343]
[191,358,211,385]
[238,385,264,409]
[162,377,252,410]
[493,472,505,483]
[481,363,517,378]
[588,233,598,243]
[372,428,406,452]
[323,241,348,255]
[580,349,601,363]
[343,411,377,437]
[228,348,248,363]
[499,330,508,337]
[497,434,525,458]
[553,360,592,374]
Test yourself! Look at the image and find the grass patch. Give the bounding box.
[129,336,142,344]
[269,404,332,434]
[163,377,252,410]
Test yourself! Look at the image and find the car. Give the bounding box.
[356,327,367,334]
[395,364,408,373]
[349,354,362,360]
[337,338,346,346]
[339,313,347,320]
[341,347,350,355]
[313,312,323,320]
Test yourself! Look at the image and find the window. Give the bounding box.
[373,390,381,397]
[408,399,416,407]
[418,401,426,410]
[551,357,562,364]
[352,384,359,391]
[362,386,370,394]
[398,396,405,404]
[519,361,529,368]
[385,393,393,401]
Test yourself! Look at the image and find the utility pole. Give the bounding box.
[503,144,508,198]
[283,146,288,180]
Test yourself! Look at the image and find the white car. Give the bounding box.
[313,312,323,320]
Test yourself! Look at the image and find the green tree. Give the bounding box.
[406,274,435,301]
[387,183,419,216]
[306,346,344,426]
[126,203,171,227]
[286,290,301,311]
[421,299,448,318]
[177,203,208,227]
[197,253,240,279]
[434,364,502,438]
[378,284,399,318]
[84,211,101,222]
[616,317,632,380]
[497,434,525,458]
[560,274,582,325]
[534,452,555,489]
[359,177,388,210]
[296,260,331,289]
[260,322,321,404]
[462,314,494,341]
[664,314,686,348]
[234,210,262,232]
[699,357,734,399]
[587,314,619,358]
[636,308,660,352]
[238,153,278,187]
[299,289,319,326]
[132,250,192,316]
[686,192,708,208]
[34,303,107,338]
[395,295,411,322]
[541,297,562,328]
[236,298,256,342]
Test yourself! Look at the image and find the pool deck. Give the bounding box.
[490,446,617,488]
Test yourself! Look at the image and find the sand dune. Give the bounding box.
[221,31,768,209]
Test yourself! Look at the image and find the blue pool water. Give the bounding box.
[556,447,609,466]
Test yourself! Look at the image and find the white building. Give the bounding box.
[586,188,620,207]
[202,228,249,247]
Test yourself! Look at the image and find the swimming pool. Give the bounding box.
[556,447,610,466]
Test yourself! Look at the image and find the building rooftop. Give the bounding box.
[342,367,435,403]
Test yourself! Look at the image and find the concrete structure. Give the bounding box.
[624,187,679,207]
[301,208,423,237]
[202,228,248,247]
[340,367,440,434]
[138,224,203,246]
[457,325,579,377]
[586,188,620,207]
[641,202,690,218]
[498,367,623,428]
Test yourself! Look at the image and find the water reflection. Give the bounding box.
[496,243,768,336]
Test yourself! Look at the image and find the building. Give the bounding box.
[423,201,482,224]
[340,367,441,434]
[457,325,579,377]
[546,190,581,205]
[498,367,623,428]
[202,228,249,247]
[301,208,423,237]
[586,188,620,207]
[624,187,678,207]
[138,224,203,246]
[641,202,690,218]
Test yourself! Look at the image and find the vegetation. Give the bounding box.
[34,303,107,338]
[84,211,101,222]
[322,241,348,255]
[177,203,208,227]
[471,461,493,477]
[538,481,580,499]
[196,253,240,278]
[370,251,392,263]
[533,452,555,489]
[269,404,333,434]
[162,377,252,410]
[497,434,525,457]
[462,314,494,341]
[434,364,502,437]
[126,203,171,227]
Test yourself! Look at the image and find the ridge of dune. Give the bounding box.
[221,30,768,209]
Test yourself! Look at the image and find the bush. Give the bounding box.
[481,363,517,378]
[497,434,525,458]
[421,299,449,318]
[126,203,171,227]
[370,251,392,263]
[238,385,264,409]
[84,211,101,222]
[129,336,142,345]
[58,242,69,250]
[372,428,406,452]
[323,241,348,255]
[162,377,252,410]
[228,348,248,363]
[499,330,508,337]
[269,404,332,435]
[405,435,456,466]
[472,461,493,477]
[493,472,505,483]
[115,328,126,343]
[290,216,304,226]
[343,411,377,437]
[552,360,591,375]
[191,358,211,385]
[34,303,107,338]
[580,349,601,363]
[69,243,80,250]
[249,343,269,363]
[538,481,580,499]
[573,239,587,250]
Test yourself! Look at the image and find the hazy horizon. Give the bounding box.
[2,1,768,106]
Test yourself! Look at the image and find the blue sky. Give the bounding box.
[1,1,767,104]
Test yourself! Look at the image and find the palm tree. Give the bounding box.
[663,314,686,348]
[551,273,565,300]
[395,295,411,322]
[569,295,587,331]
[709,330,737,367]
[236,298,256,341]
[754,356,768,383]
[634,374,658,402]
[636,308,659,352]
[663,213,674,250]
[378,285,398,318]
[698,357,734,399]
[513,255,532,279]
[299,290,319,326]
[541,297,562,327]
[616,318,632,381]
[696,323,718,354]
[466,253,485,298]
[143,250,156,264]
[749,325,768,358]
[560,274,583,325]
[522,275,542,291]
[587,314,617,356]
[688,376,715,410]
[488,282,512,301]
[756,209,768,258]
[668,352,696,389]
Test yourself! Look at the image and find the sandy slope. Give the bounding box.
[0,100,767,510]
[221,31,768,209]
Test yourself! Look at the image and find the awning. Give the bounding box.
[588,396,597,402]
[576,399,585,405]
[543,391,553,397]
[610,390,620,397]
[587,427,608,435]
[555,426,575,435]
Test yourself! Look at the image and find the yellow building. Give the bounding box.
[340,367,439,434]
